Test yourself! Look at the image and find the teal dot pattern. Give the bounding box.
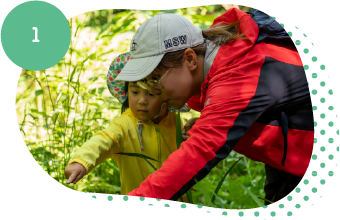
[87,17,338,219]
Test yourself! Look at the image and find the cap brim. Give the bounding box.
[115,54,165,81]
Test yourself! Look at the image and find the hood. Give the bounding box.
[249,9,292,44]
[206,8,259,79]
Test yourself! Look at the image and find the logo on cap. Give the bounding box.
[132,39,137,51]
[164,35,187,49]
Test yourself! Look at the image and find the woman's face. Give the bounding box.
[145,49,204,110]
[146,64,194,110]
[128,82,163,120]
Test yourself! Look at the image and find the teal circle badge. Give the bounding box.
[1,1,71,70]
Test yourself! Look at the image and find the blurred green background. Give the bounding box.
[16,5,269,209]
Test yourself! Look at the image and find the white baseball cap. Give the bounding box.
[115,12,204,81]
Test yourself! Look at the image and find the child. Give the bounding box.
[64,52,190,195]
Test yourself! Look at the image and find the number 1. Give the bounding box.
[32,27,40,42]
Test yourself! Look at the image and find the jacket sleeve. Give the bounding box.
[68,118,126,175]
[127,68,275,200]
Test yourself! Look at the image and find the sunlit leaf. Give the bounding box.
[88,103,100,108]
[69,65,78,82]
[30,109,47,117]
[237,182,265,207]
[35,90,43,96]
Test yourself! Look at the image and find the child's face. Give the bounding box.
[128,82,163,121]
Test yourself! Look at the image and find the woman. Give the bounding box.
[115,8,314,204]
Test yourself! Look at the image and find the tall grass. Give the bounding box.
[16,7,267,209]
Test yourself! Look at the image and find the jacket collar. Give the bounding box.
[203,41,220,80]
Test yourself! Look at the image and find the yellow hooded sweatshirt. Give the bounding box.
[68,108,182,195]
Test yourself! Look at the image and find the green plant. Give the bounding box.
[175,112,193,204]
[17,6,266,209]
[115,152,159,171]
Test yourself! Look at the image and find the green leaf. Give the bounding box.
[99,74,107,80]
[175,113,196,204]
[115,152,158,171]
[27,113,36,120]
[179,197,184,202]
[211,156,243,203]
[194,178,216,208]
[257,196,273,204]
[98,49,115,57]
[83,52,97,63]
[20,128,26,138]
[98,87,105,94]
[98,11,134,38]
[88,103,100,108]
[150,121,172,154]
[237,182,265,207]
[30,109,47,117]
[88,77,98,82]
[115,152,158,162]
[35,90,43,96]
[98,22,112,37]
[191,14,216,23]
[175,112,182,149]
[69,65,78,82]
[209,189,225,208]
[185,188,193,204]
[69,83,79,94]
[89,88,96,95]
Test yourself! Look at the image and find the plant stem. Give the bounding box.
[150,121,172,154]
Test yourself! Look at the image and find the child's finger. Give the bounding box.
[67,173,77,184]
[183,117,199,135]
[182,128,187,136]
[73,172,84,184]
[182,134,189,141]
[184,124,190,135]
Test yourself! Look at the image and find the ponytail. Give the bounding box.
[202,21,245,46]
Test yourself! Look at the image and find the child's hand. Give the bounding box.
[65,162,86,184]
[182,117,199,141]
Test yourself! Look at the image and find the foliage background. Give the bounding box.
[16,5,268,209]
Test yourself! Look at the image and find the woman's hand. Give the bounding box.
[65,162,86,184]
[182,117,199,141]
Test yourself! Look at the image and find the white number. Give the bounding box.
[32,27,40,42]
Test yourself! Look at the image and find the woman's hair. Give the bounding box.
[154,22,246,72]
[121,81,129,113]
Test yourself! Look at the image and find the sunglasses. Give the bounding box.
[137,65,173,91]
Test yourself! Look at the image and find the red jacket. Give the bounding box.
[128,8,314,201]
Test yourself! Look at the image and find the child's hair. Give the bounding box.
[121,81,130,113]
[154,22,247,72]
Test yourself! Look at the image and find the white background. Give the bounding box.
[1,0,339,220]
